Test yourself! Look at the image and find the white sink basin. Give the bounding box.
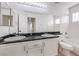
[59,42,74,51]
[4,36,26,42]
[41,33,57,37]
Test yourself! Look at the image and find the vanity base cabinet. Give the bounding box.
[44,38,58,56]
[0,38,59,56]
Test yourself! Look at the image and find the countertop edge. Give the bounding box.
[0,36,59,45]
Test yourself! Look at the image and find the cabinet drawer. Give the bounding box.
[28,40,44,49]
[27,40,44,56]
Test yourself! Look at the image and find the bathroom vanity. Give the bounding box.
[0,32,60,56]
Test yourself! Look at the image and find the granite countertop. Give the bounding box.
[0,35,59,45]
[0,31,61,45]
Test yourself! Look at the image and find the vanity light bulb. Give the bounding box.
[18,2,47,9]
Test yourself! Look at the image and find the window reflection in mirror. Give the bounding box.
[27,17,36,33]
[55,18,60,24]
[2,15,13,26]
[72,12,79,22]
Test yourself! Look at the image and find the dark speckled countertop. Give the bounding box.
[0,31,61,45]
[0,35,59,45]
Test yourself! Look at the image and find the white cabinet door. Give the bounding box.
[27,40,44,56]
[0,42,28,56]
[44,38,58,56]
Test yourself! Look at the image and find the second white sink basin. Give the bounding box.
[4,36,26,42]
[41,33,57,37]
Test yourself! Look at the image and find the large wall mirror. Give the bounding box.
[0,2,54,37]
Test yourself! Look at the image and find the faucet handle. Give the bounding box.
[65,32,68,35]
[65,32,69,39]
[19,30,21,32]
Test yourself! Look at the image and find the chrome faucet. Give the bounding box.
[30,33,32,35]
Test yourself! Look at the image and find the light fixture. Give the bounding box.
[17,2,47,9]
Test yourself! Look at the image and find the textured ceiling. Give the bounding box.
[1,2,78,16]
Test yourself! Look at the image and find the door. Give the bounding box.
[0,42,28,56]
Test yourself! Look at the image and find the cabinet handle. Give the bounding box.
[26,50,28,54]
[41,49,43,54]
[24,46,26,51]
[43,42,45,47]
[42,41,45,56]
[33,44,38,46]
